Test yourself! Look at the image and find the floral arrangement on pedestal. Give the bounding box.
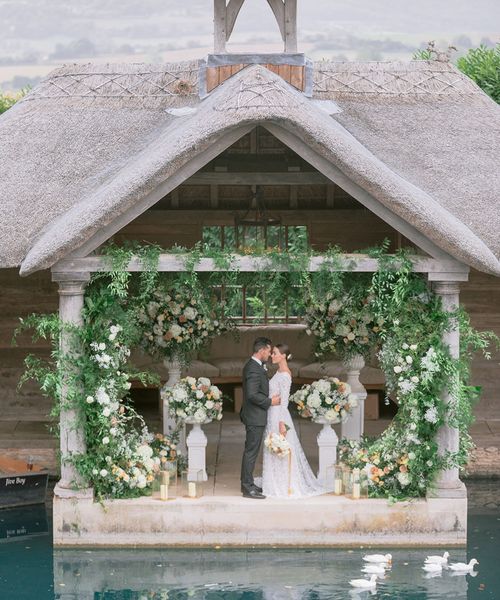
[305,285,383,361]
[290,377,356,424]
[161,376,224,423]
[137,283,228,364]
[264,432,291,457]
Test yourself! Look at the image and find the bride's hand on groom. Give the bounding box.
[271,394,281,406]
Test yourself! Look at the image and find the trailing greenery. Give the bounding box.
[15,241,498,501]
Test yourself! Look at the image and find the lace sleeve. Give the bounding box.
[279,374,291,421]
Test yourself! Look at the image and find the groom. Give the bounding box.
[240,337,280,499]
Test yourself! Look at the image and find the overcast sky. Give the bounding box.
[1,0,499,89]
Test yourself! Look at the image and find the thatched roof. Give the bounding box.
[0,59,499,276]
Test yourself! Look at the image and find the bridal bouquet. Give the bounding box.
[137,284,228,363]
[264,432,291,457]
[162,376,224,423]
[290,377,356,424]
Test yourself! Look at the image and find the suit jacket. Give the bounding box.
[240,358,271,426]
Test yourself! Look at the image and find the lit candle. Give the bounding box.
[160,484,169,501]
[352,483,360,500]
[334,478,343,495]
[188,482,197,498]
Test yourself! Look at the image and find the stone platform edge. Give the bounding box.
[53,494,467,547]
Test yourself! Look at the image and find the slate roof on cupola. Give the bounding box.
[0,59,499,276]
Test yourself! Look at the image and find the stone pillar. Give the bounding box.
[428,281,466,498]
[341,354,367,441]
[317,421,338,487]
[162,357,187,455]
[52,272,93,500]
[186,423,209,481]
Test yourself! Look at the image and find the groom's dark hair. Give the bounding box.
[253,337,272,353]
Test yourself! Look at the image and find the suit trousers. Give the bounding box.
[241,424,265,491]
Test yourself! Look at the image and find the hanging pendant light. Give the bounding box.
[235,185,282,250]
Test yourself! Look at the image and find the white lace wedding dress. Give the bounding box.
[261,370,324,499]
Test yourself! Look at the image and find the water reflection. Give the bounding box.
[53,547,471,599]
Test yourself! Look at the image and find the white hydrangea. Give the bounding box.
[307,394,321,409]
[198,377,211,388]
[102,407,111,417]
[424,407,438,424]
[206,400,215,409]
[195,389,204,399]
[194,408,207,422]
[96,387,110,405]
[396,472,410,486]
[183,306,197,320]
[170,324,182,338]
[136,444,153,461]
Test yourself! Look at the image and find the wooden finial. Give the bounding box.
[214,0,298,54]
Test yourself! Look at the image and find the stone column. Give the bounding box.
[52,272,93,499]
[428,281,466,498]
[341,354,367,441]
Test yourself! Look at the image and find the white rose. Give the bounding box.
[393,365,402,374]
[194,408,207,422]
[396,472,410,487]
[402,343,409,350]
[170,324,182,338]
[198,377,211,388]
[195,389,204,399]
[410,376,419,383]
[206,400,215,409]
[410,344,418,351]
[86,396,94,404]
[92,468,98,475]
[100,469,108,477]
[102,436,110,445]
[110,427,117,436]
[186,376,196,386]
[406,355,413,364]
[102,407,111,417]
[183,306,197,320]
[217,413,223,420]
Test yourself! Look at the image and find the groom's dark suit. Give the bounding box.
[240,357,271,493]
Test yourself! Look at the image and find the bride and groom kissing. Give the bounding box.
[240,337,323,499]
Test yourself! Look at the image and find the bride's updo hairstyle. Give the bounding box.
[276,343,293,361]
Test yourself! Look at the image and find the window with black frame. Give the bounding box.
[202,225,308,324]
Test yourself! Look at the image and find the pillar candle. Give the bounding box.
[188,482,197,498]
[160,484,169,501]
[352,482,360,500]
[334,478,342,495]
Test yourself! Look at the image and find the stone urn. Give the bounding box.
[161,356,186,453]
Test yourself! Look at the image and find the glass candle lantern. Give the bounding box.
[181,470,204,499]
[342,466,352,496]
[360,471,369,499]
[351,467,361,500]
[156,460,177,501]
[334,465,344,495]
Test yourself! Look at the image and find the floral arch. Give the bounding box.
[18,242,496,502]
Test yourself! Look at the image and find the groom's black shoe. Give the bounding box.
[252,484,263,493]
[242,488,266,499]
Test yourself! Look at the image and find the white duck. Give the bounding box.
[362,564,386,574]
[448,558,479,572]
[362,553,392,564]
[349,574,378,589]
[425,551,449,565]
[422,563,443,573]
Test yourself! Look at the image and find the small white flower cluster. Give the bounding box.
[290,377,355,424]
[264,432,291,457]
[162,376,224,423]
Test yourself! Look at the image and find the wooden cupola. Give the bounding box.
[200,0,311,96]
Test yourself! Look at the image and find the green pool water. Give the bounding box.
[0,481,498,600]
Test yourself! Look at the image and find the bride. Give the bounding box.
[262,344,324,499]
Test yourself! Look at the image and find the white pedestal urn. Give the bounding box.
[185,417,211,481]
[315,416,339,487]
[161,357,187,454]
[341,354,368,441]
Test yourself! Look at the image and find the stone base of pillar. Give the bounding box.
[427,480,467,499]
[54,482,94,500]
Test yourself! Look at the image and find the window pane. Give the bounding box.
[223,226,236,250]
